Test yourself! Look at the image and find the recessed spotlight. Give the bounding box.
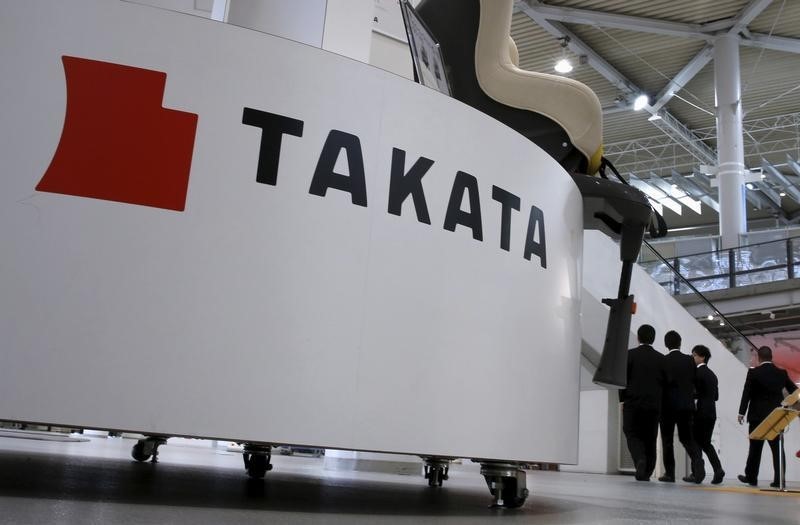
[746,183,755,190]
[780,191,786,197]
[707,314,714,321]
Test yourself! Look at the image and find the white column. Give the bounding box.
[211,0,374,63]
[213,0,327,47]
[321,0,374,63]
[713,34,747,250]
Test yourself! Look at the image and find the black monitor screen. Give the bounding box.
[400,1,451,96]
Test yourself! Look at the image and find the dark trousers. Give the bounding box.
[623,405,659,480]
[745,420,785,483]
[659,409,705,479]
[693,417,723,475]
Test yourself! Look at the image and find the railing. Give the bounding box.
[640,236,800,296]
[640,240,757,363]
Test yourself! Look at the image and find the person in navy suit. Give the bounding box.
[658,330,705,483]
[620,324,667,481]
[691,345,724,484]
[737,346,798,487]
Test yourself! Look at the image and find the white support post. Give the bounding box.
[714,34,747,249]
[210,0,373,62]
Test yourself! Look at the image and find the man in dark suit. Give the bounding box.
[737,346,798,487]
[691,345,724,484]
[659,330,705,483]
[620,324,667,481]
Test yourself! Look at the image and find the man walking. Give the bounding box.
[659,330,705,483]
[692,345,724,484]
[620,324,666,481]
[737,346,798,487]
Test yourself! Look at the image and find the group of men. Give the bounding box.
[620,324,797,487]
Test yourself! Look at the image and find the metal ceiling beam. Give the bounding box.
[515,0,800,55]
[670,170,720,212]
[765,158,800,202]
[728,0,775,35]
[788,155,800,178]
[514,1,714,41]
[516,3,638,93]
[516,1,719,168]
[649,2,772,114]
[740,34,800,54]
[650,45,713,113]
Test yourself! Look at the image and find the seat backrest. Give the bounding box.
[416,0,603,175]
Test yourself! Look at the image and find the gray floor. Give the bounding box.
[0,434,798,524]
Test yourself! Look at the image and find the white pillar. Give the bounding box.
[713,34,747,250]
[211,0,374,63]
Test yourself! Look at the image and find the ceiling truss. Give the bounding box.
[515,0,800,223]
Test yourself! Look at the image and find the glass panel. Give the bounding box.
[640,241,756,367]
[736,268,789,287]
[639,260,673,289]
[676,251,729,293]
[639,236,800,294]
[734,240,786,274]
[681,277,728,294]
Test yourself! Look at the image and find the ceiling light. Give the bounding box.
[647,114,662,121]
[780,191,787,197]
[707,314,714,321]
[554,58,573,73]
[554,36,573,74]
[719,320,725,326]
[745,183,755,190]
[633,94,649,111]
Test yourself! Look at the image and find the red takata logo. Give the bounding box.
[36,56,198,211]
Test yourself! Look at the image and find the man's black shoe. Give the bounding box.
[770,481,780,488]
[682,475,702,484]
[711,471,725,485]
[658,475,675,482]
[737,474,757,486]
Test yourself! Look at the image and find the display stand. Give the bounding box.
[749,390,800,493]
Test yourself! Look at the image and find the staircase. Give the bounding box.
[569,231,800,483]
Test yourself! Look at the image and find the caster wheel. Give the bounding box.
[131,442,152,462]
[246,454,270,479]
[427,468,443,487]
[488,477,528,508]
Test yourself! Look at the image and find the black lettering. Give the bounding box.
[242,107,304,185]
[443,171,482,241]
[309,130,367,207]
[387,148,432,224]
[491,185,521,252]
[524,205,547,268]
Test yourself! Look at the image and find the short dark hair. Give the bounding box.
[692,345,711,364]
[664,330,681,349]
[637,324,656,345]
[757,345,773,362]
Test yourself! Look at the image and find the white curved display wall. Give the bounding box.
[0,0,583,464]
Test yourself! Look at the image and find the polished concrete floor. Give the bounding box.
[0,432,799,524]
